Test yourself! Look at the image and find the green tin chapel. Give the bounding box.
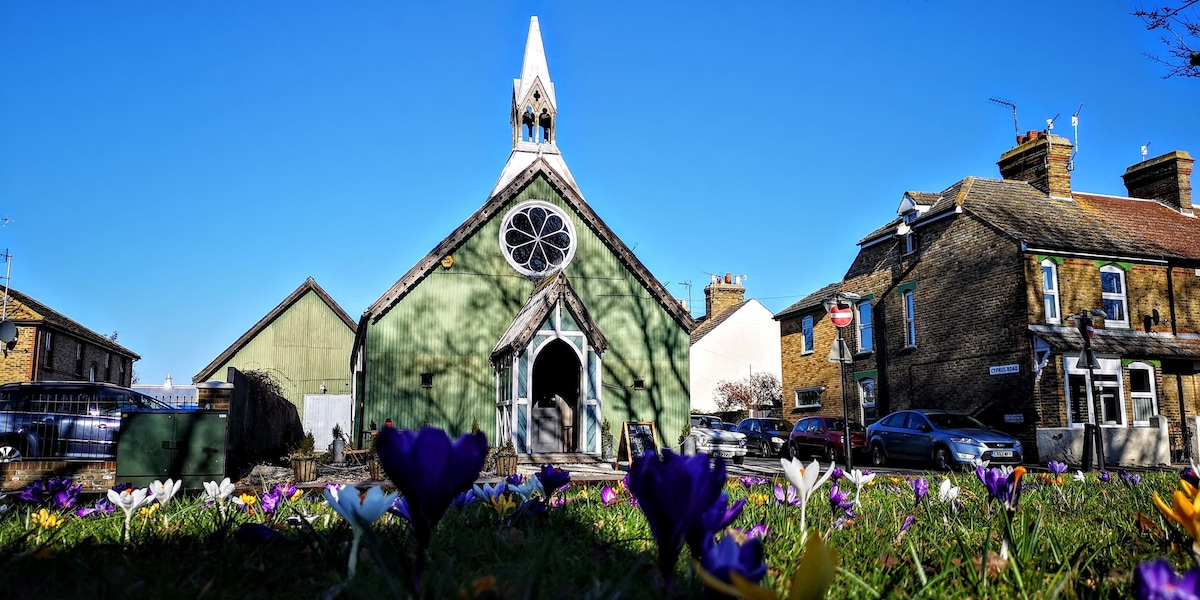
[351,17,693,456]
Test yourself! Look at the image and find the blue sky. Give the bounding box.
[1,2,1197,384]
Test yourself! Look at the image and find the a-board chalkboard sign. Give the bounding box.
[615,421,659,469]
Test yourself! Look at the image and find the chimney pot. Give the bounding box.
[998,133,1073,197]
[1123,150,1194,215]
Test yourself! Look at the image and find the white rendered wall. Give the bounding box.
[689,300,783,413]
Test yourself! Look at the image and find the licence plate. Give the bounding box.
[992,450,1013,458]
[714,451,735,458]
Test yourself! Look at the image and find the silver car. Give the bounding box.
[690,414,748,464]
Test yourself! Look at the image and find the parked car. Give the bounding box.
[865,409,1023,470]
[788,416,866,462]
[689,414,747,464]
[0,381,176,461]
[737,417,793,457]
[721,422,739,433]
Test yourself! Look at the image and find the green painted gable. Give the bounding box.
[362,174,690,447]
[201,289,355,418]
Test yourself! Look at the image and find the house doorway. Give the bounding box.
[530,339,581,453]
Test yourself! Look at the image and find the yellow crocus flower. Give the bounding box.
[1154,488,1200,542]
[32,508,60,530]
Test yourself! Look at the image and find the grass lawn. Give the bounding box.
[0,465,1190,599]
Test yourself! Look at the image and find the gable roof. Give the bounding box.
[690,300,750,344]
[858,177,1200,263]
[491,271,609,362]
[361,157,695,331]
[3,287,139,359]
[193,277,356,382]
[774,281,843,321]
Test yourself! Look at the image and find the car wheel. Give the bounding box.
[825,444,839,464]
[934,446,952,471]
[0,439,25,463]
[759,440,771,458]
[870,443,886,467]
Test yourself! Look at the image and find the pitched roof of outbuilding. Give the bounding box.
[858,177,1200,263]
[193,277,355,383]
[3,287,139,359]
[1029,324,1200,358]
[690,300,750,344]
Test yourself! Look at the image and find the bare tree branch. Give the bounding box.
[1134,1,1200,77]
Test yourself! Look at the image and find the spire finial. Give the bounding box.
[512,16,557,147]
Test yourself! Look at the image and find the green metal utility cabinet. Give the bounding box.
[117,410,228,489]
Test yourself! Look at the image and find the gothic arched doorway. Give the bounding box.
[530,339,581,453]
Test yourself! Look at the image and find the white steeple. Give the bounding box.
[511,16,557,147]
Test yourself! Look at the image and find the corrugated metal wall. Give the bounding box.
[204,291,355,421]
[364,176,690,447]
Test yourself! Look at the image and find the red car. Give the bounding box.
[788,416,867,462]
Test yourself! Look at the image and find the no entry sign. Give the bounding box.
[829,304,853,328]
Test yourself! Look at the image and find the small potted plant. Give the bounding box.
[494,439,518,478]
[601,419,615,461]
[290,431,318,483]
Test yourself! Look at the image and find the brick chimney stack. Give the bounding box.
[1122,150,1194,216]
[704,273,746,319]
[997,131,1074,198]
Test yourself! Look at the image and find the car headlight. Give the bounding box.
[696,435,710,446]
[949,437,978,445]
[771,436,783,444]
[738,438,746,447]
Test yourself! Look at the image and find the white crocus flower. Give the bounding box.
[150,479,182,507]
[845,469,876,508]
[780,457,833,537]
[204,478,236,503]
[324,485,399,578]
[938,478,961,512]
[107,487,156,543]
[1074,470,1086,483]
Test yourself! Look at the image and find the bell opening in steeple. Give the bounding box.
[511,17,557,147]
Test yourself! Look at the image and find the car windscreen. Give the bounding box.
[927,413,988,430]
[770,420,792,431]
[831,419,865,432]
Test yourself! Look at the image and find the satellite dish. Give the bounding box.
[0,320,15,344]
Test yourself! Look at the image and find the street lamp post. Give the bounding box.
[825,291,860,471]
[1072,309,1106,471]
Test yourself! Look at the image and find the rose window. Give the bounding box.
[498,201,577,277]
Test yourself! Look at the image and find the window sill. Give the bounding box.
[794,403,821,410]
[801,351,814,356]
[854,350,873,357]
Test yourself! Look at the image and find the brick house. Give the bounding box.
[0,287,138,386]
[777,132,1200,464]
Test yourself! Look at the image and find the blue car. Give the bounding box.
[865,409,1022,470]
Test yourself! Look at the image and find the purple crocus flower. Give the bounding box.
[451,489,476,510]
[976,464,1026,514]
[506,473,524,487]
[742,523,769,539]
[1099,470,1111,483]
[1122,470,1143,487]
[388,495,411,522]
[899,514,916,533]
[600,486,619,506]
[1183,467,1200,488]
[276,483,298,500]
[699,534,768,590]
[773,484,801,507]
[375,426,488,553]
[626,450,728,593]
[18,480,44,503]
[830,467,845,482]
[1048,460,1068,476]
[911,477,929,506]
[739,476,768,488]
[829,484,855,518]
[686,493,745,556]
[1135,558,1200,600]
[536,464,572,499]
[75,497,115,518]
[261,489,282,514]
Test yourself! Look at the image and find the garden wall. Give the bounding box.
[1036,416,1170,468]
[0,461,116,492]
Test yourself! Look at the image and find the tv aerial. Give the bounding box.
[988,97,1020,140]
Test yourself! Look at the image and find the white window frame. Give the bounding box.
[801,315,814,355]
[1041,259,1061,325]
[1064,355,1127,427]
[858,377,877,424]
[1100,265,1129,329]
[856,300,873,353]
[1127,362,1158,426]
[902,290,916,348]
[794,386,823,409]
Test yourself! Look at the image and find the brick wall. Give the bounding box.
[0,461,116,492]
[0,324,37,384]
[36,330,132,385]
